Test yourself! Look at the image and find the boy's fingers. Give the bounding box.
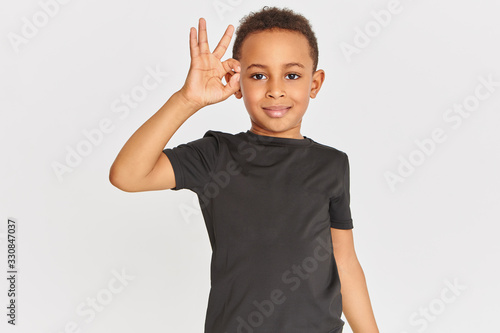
[189,27,199,59]
[213,24,234,59]
[222,58,241,75]
[198,17,210,54]
[224,72,240,96]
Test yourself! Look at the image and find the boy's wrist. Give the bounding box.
[175,88,204,114]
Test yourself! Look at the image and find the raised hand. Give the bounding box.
[178,18,241,110]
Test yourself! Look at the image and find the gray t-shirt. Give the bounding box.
[163,129,353,333]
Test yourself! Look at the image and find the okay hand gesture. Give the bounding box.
[179,18,241,110]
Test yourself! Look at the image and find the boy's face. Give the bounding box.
[231,28,325,139]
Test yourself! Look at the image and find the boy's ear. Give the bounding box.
[224,72,242,99]
[310,69,325,99]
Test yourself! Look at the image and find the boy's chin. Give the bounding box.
[251,118,302,132]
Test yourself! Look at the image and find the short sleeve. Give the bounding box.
[162,130,219,193]
[329,153,354,229]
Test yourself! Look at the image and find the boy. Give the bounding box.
[110,6,379,333]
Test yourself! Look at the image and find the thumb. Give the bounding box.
[222,72,240,98]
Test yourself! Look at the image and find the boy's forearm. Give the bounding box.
[338,257,379,333]
[109,90,200,182]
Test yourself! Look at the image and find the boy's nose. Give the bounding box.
[266,78,286,98]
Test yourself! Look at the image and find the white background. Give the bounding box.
[1,0,499,332]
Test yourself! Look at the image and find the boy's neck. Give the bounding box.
[249,127,304,140]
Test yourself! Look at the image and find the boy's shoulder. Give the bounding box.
[308,138,348,155]
[201,129,229,138]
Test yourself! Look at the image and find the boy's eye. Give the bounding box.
[286,73,300,80]
[251,73,267,80]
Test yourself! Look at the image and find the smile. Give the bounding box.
[262,106,291,118]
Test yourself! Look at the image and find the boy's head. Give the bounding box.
[227,6,325,139]
[232,6,319,73]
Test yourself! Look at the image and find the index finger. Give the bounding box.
[212,24,234,60]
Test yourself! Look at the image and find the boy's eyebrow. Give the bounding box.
[246,62,305,70]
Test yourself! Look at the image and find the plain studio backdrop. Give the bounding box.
[1,0,499,332]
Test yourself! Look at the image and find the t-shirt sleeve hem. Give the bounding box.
[330,219,354,229]
[162,149,184,191]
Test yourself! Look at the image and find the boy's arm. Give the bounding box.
[331,228,379,333]
[109,91,198,192]
[109,18,241,192]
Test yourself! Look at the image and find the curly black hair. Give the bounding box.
[232,6,319,72]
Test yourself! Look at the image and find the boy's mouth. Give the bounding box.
[262,105,291,118]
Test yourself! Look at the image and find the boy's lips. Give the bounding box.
[262,105,291,118]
